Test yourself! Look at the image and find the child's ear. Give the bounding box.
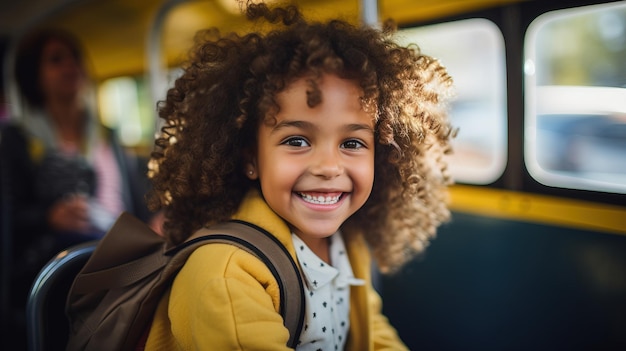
[245,159,258,180]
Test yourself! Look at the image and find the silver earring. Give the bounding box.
[248,170,254,175]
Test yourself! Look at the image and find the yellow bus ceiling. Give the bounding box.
[32,0,523,80]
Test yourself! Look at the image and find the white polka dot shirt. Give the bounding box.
[292,232,365,351]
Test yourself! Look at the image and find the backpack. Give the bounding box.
[65,212,305,351]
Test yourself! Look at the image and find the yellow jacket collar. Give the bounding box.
[231,189,296,257]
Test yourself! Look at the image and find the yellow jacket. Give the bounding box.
[145,190,408,350]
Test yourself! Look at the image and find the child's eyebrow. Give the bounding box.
[271,120,312,134]
[345,123,375,134]
[271,120,374,134]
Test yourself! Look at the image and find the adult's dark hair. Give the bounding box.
[14,28,84,108]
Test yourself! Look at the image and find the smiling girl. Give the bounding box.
[145,2,454,350]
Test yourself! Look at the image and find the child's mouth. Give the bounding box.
[297,192,343,205]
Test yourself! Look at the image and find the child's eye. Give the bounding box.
[341,139,366,149]
[282,137,310,147]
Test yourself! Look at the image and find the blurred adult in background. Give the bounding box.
[0,27,155,346]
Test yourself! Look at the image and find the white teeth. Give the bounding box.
[299,193,341,205]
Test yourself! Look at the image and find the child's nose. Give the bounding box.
[310,147,344,179]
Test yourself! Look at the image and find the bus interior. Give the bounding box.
[1,0,625,350]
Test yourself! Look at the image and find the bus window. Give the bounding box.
[525,2,626,194]
[397,18,507,185]
[98,76,155,155]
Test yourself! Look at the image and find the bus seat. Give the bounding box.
[26,241,97,351]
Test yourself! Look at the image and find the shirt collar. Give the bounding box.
[292,232,364,291]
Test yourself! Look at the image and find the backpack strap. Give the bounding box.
[167,220,305,349]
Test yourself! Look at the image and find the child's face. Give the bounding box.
[248,74,375,247]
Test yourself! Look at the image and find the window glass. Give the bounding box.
[98,76,155,154]
[525,2,626,194]
[397,19,507,184]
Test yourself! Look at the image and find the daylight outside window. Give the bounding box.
[524,2,626,194]
[397,19,507,185]
[98,76,155,155]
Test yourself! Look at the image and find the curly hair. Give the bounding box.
[148,2,454,273]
